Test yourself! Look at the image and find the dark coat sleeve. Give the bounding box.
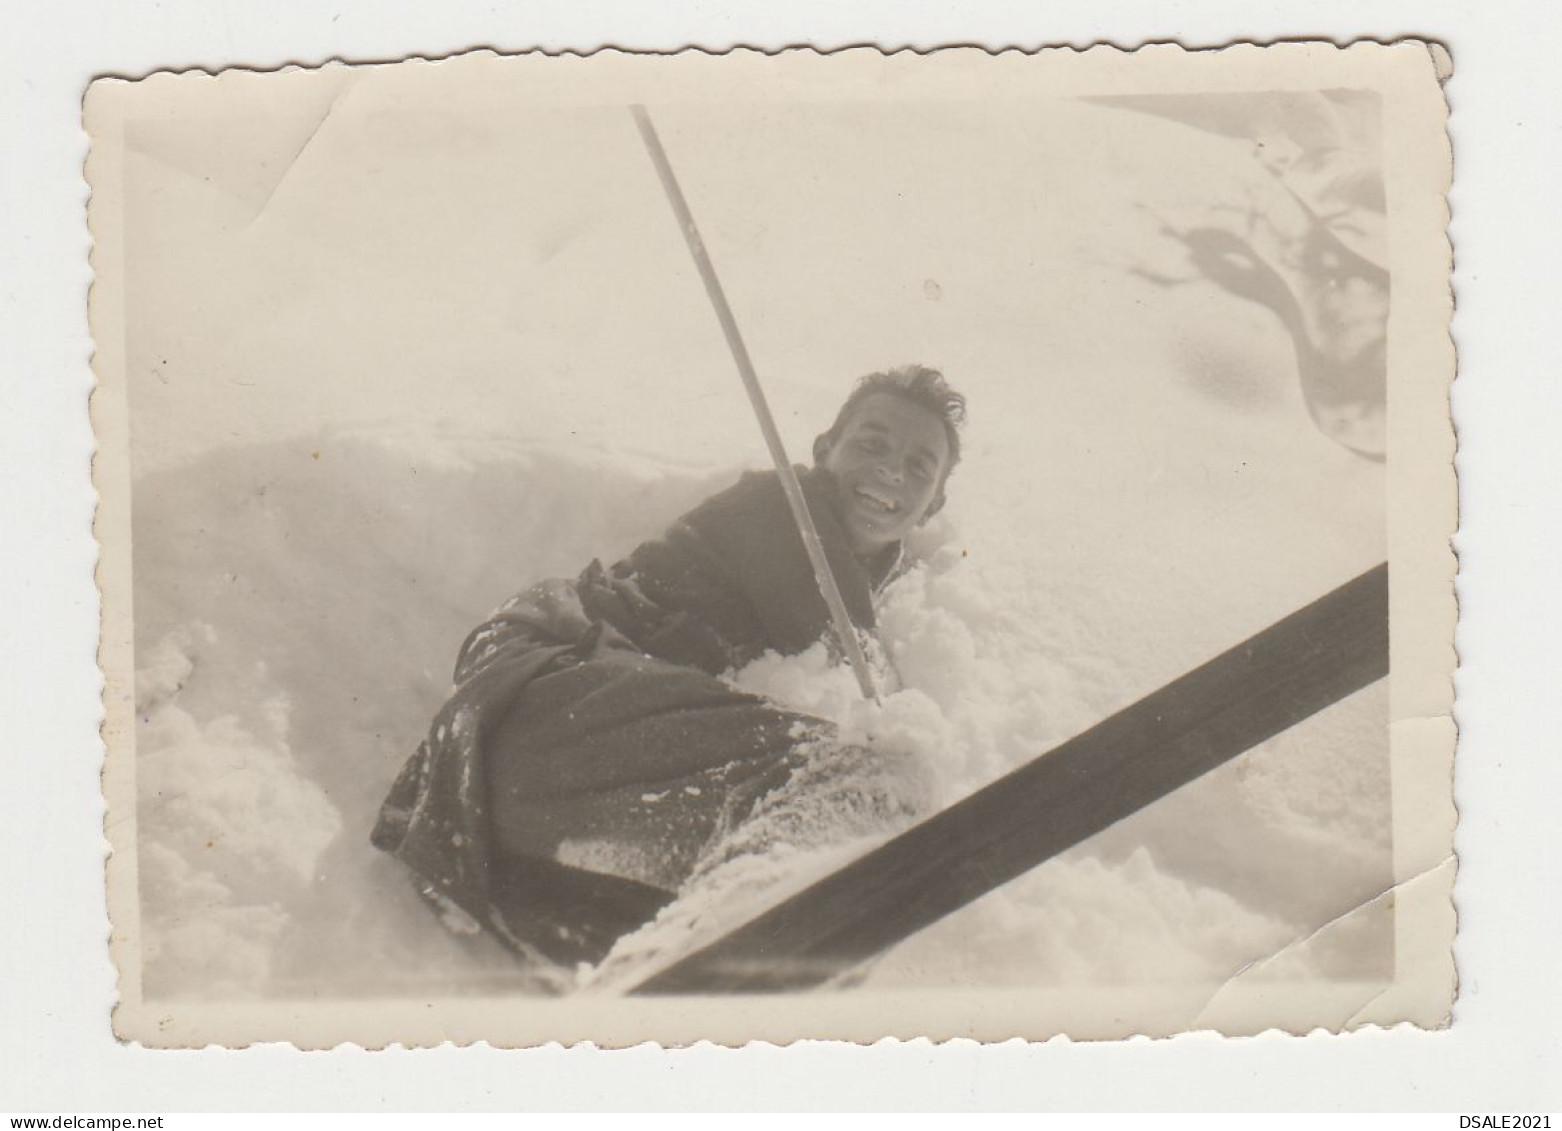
[614,466,886,673]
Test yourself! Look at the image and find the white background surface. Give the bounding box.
[1,0,1557,1112]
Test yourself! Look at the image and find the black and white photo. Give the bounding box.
[86,44,1456,1046]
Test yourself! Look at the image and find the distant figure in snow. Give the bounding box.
[372,365,966,968]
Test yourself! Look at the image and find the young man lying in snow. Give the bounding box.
[372,365,966,967]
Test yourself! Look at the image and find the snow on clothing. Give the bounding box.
[371,466,903,965]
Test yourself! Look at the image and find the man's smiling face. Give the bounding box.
[817,392,952,557]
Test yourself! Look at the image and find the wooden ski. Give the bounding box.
[632,562,1390,995]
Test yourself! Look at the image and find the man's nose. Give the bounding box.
[876,461,905,486]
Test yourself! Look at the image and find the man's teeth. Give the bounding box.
[856,487,899,513]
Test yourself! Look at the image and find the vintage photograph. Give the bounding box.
[87,44,1456,1046]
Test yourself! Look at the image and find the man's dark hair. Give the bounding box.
[813,364,967,516]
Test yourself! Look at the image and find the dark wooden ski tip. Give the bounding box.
[632,562,1390,995]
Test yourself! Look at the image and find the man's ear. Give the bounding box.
[918,490,947,523]
[812,432,834,467]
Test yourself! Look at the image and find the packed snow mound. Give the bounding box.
[135,624,341,998]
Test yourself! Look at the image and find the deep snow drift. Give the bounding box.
[131,420,1387,1001]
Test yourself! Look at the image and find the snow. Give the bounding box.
[127,424,1387,998]
[122,92,1391,999]
[135,625,343,997]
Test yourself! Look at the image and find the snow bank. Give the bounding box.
[129,418,1389,998]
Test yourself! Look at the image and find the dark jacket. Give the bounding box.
[371,466,899,962]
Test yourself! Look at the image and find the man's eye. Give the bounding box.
[856,438,887,454]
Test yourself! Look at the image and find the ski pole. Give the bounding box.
[630,104,879,703]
